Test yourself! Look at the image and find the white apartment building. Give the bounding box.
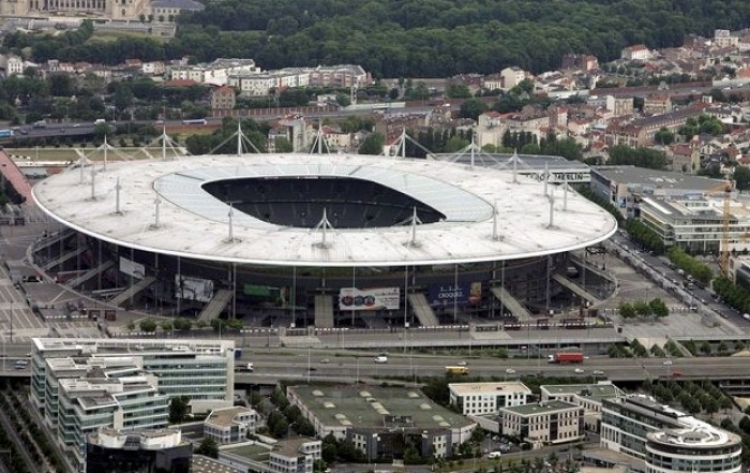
[500,400,584,445]
[1,54,24,76]
[308,64,370,88]
[205,406,258,445]
[500,66,526,90]
[57,376,169,469]
[449,382,532,416]
[714,29,739,49]
[601,395,742,473]
[228,68,311,97]
[169,58,260,85]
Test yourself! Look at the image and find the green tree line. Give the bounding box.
[667,247,713,286]
[7,1,750,77]
[625,218,665,254]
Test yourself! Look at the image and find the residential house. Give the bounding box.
[606,95,634,117]
[308,64,370,88]
[210,86,236,111]
[714,29,738,49]
[150,0,204,22]
[482,74,503,92]
[501,67,526,90]
[1,54,24,77]
[142,61,166,76]
[560,54,599,72]
[667,142,701,174]
[621,45,652,61]
[643,95,672,115]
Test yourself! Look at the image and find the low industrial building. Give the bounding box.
[449,381,532,415]
[600,394,743,473]
[287,385,475,460]
[589,166,726,218]
[86,427,192,473]
[540,381,624,431]
[500,400,584,446]
[205,406,258,445]
[218,439,322,473]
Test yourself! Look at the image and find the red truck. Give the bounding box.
[547,352,585,364]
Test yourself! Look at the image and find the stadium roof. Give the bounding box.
[32,154,617,267]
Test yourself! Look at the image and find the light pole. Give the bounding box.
[9,300,12,343]
[370,433,379,472]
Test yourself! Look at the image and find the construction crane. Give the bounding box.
[705,180,734,275]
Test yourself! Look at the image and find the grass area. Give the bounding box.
[5,146,183,162]
[89,29,170,43]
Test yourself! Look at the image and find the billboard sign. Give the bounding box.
[339,287,400,311]
[119,257,145,280]
[175,275,215,302]
[243,284,293,307]
[428,282,482,307]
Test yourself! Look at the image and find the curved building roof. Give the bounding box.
[32,153,617,267]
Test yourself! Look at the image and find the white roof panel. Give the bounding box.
[32,153,617,267]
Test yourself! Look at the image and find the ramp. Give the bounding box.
[66,260,115,289]
[198,289,233,322]
[491,287,532,321]
[33,230,75,255]
[108,275,156,307]
[42,247,86,271]
[408,293,439,327]
[314,295,334,328]
[552,274,602,305]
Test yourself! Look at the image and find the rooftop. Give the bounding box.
[288,385,474,431]
[501,400,580,416]
[274,437,319,458]
[448,382,532,396]
[193,455,243,473]
[592,165,726,192]
[541,382,623,401]
[33,338,235,355]
[33,154,616,267]
[206,406,255,429]
[221,443,271,462]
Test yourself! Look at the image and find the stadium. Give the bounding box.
[30,151,617,331]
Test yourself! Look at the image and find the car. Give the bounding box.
[487,451,502,459]
[73,123,81,128]
[505,368,516,374]
[320,358,330,364]
[307,367,317,372]
[375,355,388,364]
[663,360,673,366]
[592,370,605,376]
[457,361,468,366]
[574,368,585,374]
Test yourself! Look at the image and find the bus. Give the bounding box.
[182,118,208,126]
[445,366,469,375]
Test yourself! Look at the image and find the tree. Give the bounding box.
[169,395,190,423]
[358,133,384,155]
[173,318,193,331]
[654,127,675,145]
[139,318,157,332]
[618,301,636,319]
[274,136,294,152]
[160,320,173,332]
[459,98,488,120]
[196,437,219,458]
[734,166,750,192]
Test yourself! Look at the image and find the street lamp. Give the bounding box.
[369,433,379,472]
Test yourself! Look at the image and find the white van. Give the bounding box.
[94,118,106,125]
[375,355,388,364]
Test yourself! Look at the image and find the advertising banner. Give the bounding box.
[119,257,145,280]
[175,274,215,302]
[428,282,482,307]
[339,287,400,311]
[243,284,293,307]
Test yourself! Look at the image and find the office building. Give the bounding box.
[30,338,235,470]
[500,400,584,446]
[600,394,742,471]
[86,427,191,473]
[589,166,725,218]
[540,381,624,431]
[205,406,258,445]
[449,382,532,415]
[645,426,742,473]
[287,385,475,460]
[219,438,321,473]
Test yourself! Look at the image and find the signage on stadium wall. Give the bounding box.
[521,170,590,183]
[428,282,482,307]
[175,274,215,302]
[119,257,145,280]
[339,287,400,311]
[243,284,293,307]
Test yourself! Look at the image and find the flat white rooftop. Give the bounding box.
[449,382,532,396]
[32,154,617,267]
